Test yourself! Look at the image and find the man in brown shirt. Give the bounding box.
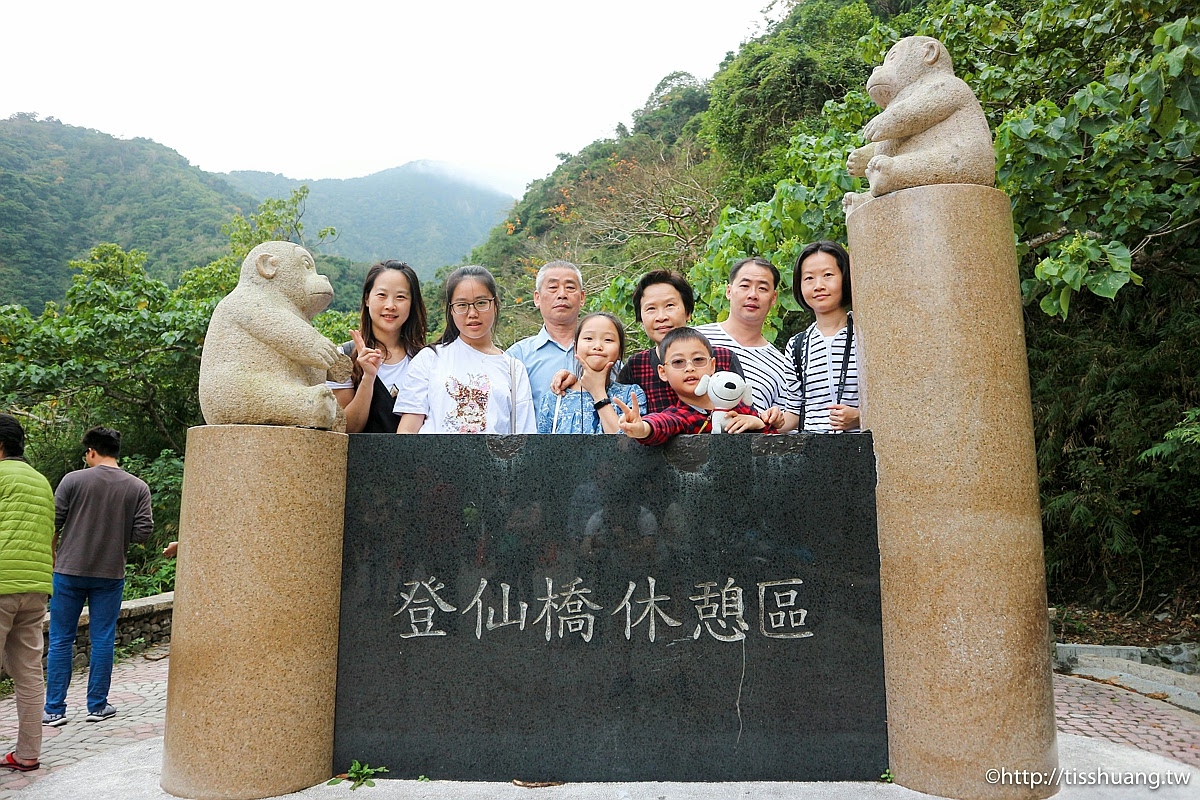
[42,427,151,727]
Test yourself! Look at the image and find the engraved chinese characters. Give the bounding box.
[334,435,888,783]
[393,575,813,643]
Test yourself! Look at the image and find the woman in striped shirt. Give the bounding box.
[783,241,860,433]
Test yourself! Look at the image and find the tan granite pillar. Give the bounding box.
[161,425,347,800]
[847,184,1058,799]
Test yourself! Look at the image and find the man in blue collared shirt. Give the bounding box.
[509,261,585,410]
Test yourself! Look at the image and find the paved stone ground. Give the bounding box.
[0,645,169,795]
[0,648,1197,797]
[1054,672,1200,768]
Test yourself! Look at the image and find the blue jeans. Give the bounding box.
[44,573,125,716]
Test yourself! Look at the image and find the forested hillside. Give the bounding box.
[470,0,1200,609]
[0,117,512,311]
[0,114,255,310]
[221,163,513,280]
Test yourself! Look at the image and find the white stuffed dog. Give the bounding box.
[696,371,754,433]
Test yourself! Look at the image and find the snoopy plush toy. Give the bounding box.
[696,371,754,433]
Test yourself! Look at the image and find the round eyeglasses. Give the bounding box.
[449,298,496,315]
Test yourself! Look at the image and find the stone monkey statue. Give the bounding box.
[843,36,995,215]
[199,241,351,429]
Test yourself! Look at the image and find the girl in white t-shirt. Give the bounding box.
[784,241,860,433]
[327,261,428,433]
[395,266,536,434]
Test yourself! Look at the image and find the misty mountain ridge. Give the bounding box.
[222,161,514,279]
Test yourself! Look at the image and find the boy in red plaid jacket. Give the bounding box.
[614,328,776,446]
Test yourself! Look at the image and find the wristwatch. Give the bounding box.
[593,397,613,411]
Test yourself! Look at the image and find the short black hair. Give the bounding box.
[793,241,852,311]
[82,426,121,459]
[633,270,695,322]
[657,326,713,361]
[0,414,26,458]
[729,256,780,289]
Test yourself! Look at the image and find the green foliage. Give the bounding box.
[921,0,1198,319]
[1142,408,1200,468]
[692,91,877,341]
[880,768,895,783]
[121,449,184,600]
[113,636,148,660]
[632,72,711,145]
[328,760,389,790]
[0,243,211,454]
[701,0,878,203]
[687,0,1200,601]
[0,114,255,310]
[1,189,339,597]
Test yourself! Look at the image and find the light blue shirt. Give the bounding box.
[508,326,577,411]
[537,381,646,434]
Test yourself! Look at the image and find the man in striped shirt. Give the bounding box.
[695,257,800,433]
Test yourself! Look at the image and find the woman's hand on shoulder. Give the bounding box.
[550,369,578,396]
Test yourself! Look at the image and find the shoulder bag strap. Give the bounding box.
[793,323,816,431]
[835,313,853,405]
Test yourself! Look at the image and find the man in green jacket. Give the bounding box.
[0,415,55,772]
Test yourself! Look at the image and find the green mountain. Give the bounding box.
[222,163,514,280]
[0,115,514,312]
[0,113,256,310]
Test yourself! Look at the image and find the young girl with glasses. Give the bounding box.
[328,260,428,433]
[537,312,647,434]
[395,266,536,434]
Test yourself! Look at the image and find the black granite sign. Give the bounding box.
[334,434,886,782]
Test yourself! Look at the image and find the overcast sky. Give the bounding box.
[4,1,775,197]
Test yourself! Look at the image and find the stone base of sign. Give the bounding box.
[160,425,348,800]
[847,184,1059,799]
[334,434,887,782]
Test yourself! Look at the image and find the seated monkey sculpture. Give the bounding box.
[843,36,994,215]
[199,241,350,429]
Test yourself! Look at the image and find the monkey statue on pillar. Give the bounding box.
[842,36,995,216]
[199,241,351,429]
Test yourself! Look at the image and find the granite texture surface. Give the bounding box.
[161,425,348,800]
[334,433,886,783]
[848,184,1058,799]
[198,241,349,429]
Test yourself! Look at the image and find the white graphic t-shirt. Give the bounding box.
[395,337,536,434]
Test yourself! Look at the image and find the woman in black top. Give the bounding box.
[329,260,428,432]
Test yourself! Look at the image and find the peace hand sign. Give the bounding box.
[613,394,650,439]
[350,329,383,381]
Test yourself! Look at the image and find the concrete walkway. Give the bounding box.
[1,644,1198,798]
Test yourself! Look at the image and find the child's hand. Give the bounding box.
[760,407,785,429]
[723,410,766,434]
[613,395,650,439]
[828,404,860,431]
[350,329,383,381]
[579,360,614,397]
[550,369,578,396]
